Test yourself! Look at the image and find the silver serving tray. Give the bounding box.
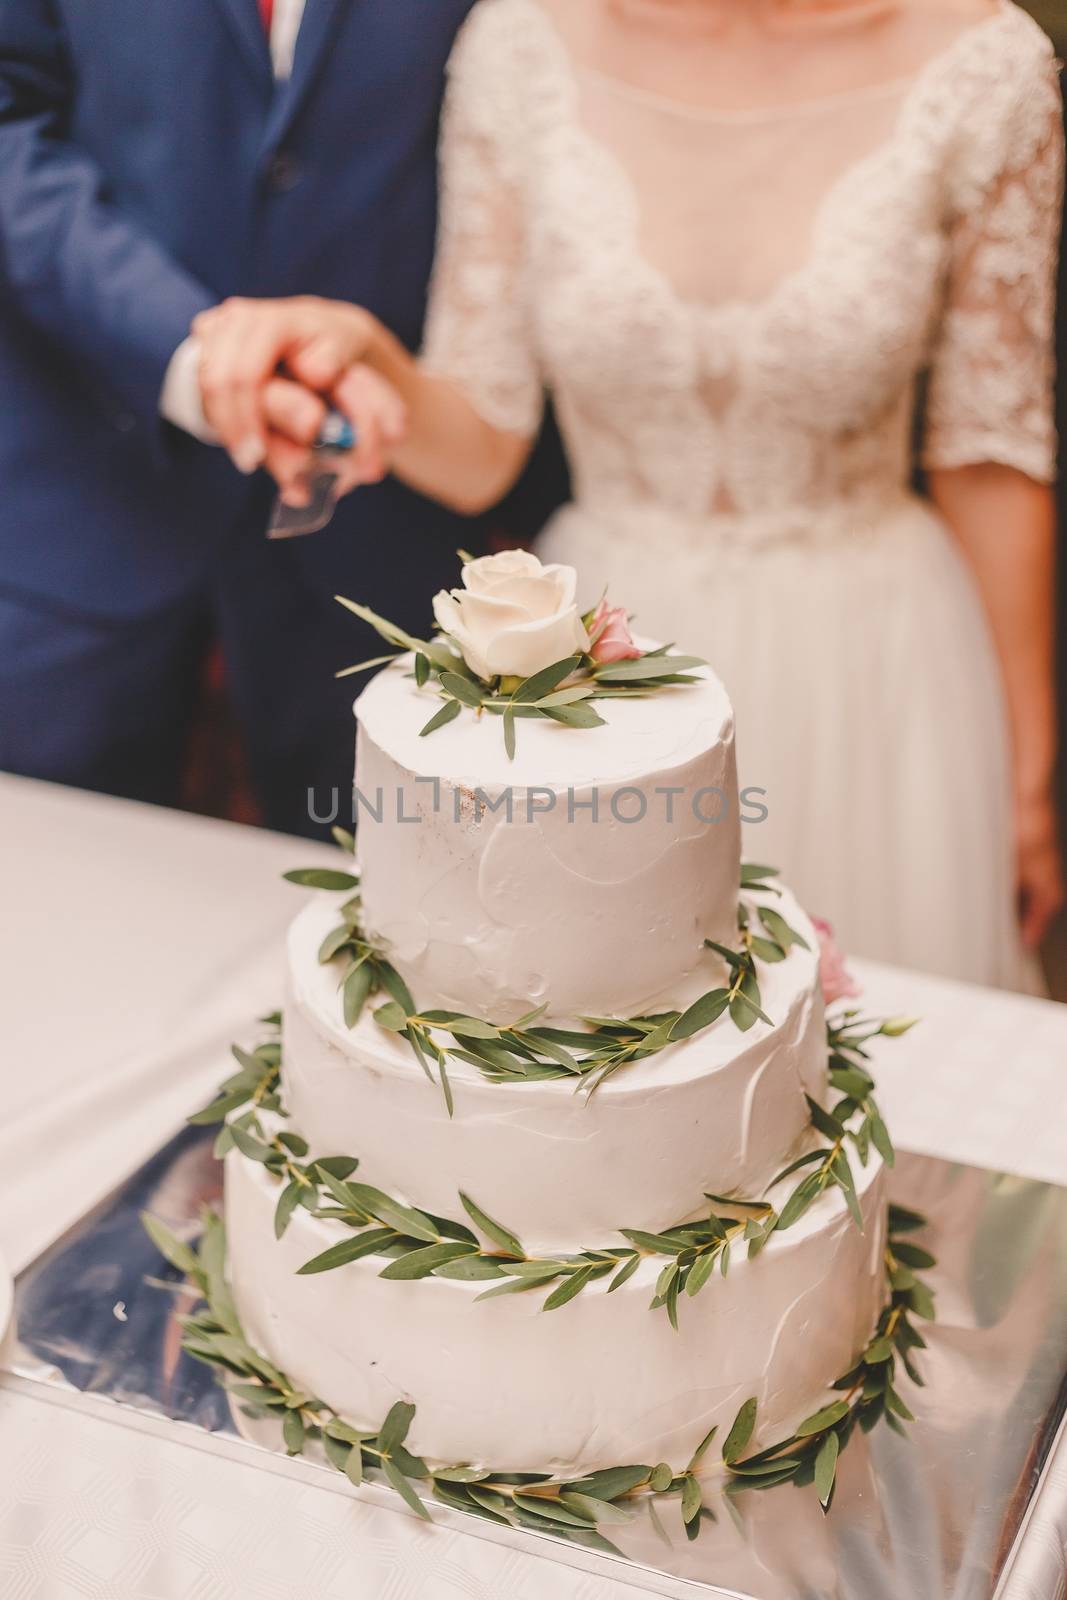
[5,1127,1067,1599]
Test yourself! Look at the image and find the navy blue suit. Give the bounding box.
[0,0,564,831]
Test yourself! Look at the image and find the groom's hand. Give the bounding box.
[263,365,407,504]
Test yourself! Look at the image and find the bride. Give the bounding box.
[193,0,1063,991]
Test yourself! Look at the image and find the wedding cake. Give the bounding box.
[213,552,903,1490]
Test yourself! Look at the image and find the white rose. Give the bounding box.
[432,551,590,682]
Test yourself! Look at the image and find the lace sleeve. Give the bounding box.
[419,3,544,439]
[922,33,1064,484]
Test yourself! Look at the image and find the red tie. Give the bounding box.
[259,0,274,34]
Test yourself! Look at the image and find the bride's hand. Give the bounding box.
[192,295,383,473]
[1016,791,1065,950]
[260,363,408,504]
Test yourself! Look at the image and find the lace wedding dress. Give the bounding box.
[421,0,1063,989]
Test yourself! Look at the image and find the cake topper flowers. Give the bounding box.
[586,597,642,664]
[335,550,706,759]
[431,551,590,681]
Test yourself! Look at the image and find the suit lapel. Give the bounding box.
[209,0,275,92]
[264,0,349,150]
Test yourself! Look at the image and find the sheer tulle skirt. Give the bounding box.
[539,493,1042,993]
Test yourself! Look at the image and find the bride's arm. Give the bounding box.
[359,314,532,514]
[929,464,1062,948]
[193,295,532,514]
[921,27,1064,951]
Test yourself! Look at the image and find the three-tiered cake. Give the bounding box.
[222,554,889,1476]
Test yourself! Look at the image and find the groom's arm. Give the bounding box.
[0,0,216,421]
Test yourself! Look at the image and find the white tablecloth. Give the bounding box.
[1,773,1065,1600]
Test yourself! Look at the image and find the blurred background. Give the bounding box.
[1032,0,1067,995]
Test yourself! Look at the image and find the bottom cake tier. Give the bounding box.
[225,1143,887,1476]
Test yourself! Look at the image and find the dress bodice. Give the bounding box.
[422,0,1062,544]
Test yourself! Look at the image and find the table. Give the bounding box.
[2,773,1066,1600]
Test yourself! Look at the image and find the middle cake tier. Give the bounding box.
[284,887,826,1251]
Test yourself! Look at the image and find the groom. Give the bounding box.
[0,0,562,834]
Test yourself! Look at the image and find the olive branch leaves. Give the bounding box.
[190,1010,913,1329]
[284,851,811,1109]
[614,1009,909,1326]
[716,1201,936,1510]
[142,1203,934,1540]
[333,596,706,761]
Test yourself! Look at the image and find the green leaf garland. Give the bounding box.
[286,860,813,1106]
[143,1204,934,1540]
[198,1009,914,1330]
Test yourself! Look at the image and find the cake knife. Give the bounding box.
[267,409,357,539]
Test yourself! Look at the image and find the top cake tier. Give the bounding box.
[353,655,741,1023]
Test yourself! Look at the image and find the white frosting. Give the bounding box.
[283,889,827,1250]
[225,1142,887,1475]
[352,657,741,1021]
[222,637,895,1485]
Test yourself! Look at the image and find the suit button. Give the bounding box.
[115,413,136,433]
[267,151,302,191]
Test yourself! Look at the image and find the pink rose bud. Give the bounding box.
[588,599,642,664]
[811,915,862,1007]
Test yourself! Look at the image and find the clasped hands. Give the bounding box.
[193,296,407,504]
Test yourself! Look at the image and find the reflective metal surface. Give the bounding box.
[6,1132,1067,1599]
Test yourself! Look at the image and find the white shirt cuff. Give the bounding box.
[159,335,219,444]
